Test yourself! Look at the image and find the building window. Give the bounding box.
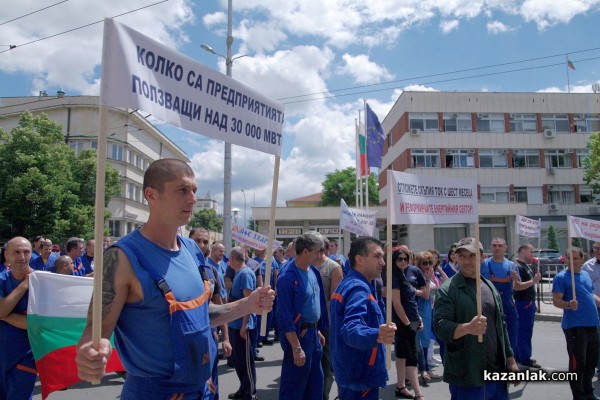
[387,132,392,147]
[476,113,505,133]
[512,149,540,168]
[580,186,594,203]
[573,114,600,133]
[69,140,84,156]
[434,226,468,253]
[109,220,121,237]
[577,149,589,168]
[110,143,124,161]
[445,149,474,168]
[546,149,573,168]
[479,150,508,168]
[541,114,570,133]
[513,187,527,202]
[91,140,97,149]
[443,113,472,132]
[409,113,439,132]
[509,114,537,133]
[480,186,510,203]
[411,149,440,168]
[548,184,575,204]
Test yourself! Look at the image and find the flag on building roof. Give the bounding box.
[356,118,370,178]
[27,271,124,399]
[365,102,386,168]
[567,59,576,71]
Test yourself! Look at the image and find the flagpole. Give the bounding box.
[259,155,280,337]
[536,218,542,313]
[355,118,360,207]
[566,54,571,94]
[385,171,393,369]
[475,222,483,343]
[363,100,367,209]
[358,109,364,208]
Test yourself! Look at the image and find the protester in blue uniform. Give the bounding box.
[206,242,229,302]
[480,238,525,355]
[552,247,600,400]
[227,246,257,400]
[442,246,458,278]
[53,255,75,275]
[29,240,58,271]
[330,236,396,400]
[513,244,541,368]
[65,237,92,277]
[30,235,44,262]
[80,239,95,273]
[328,239,345,266]
[276,231,328,400]
[0,237,37,400]
[76,159,275,400]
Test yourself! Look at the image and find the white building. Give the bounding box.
[0,94,189,239]
[378,91,600,253]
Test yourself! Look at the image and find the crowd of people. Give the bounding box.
[1,158,600,400]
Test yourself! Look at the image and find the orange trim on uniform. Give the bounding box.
[331,293,343,302]
[293,313,302,324]
[368,348,377,366]
[165,281,211,314]
[490,276,511,283]
[361,388,371,397]
[16,364,37,374]
[367,294,377,303]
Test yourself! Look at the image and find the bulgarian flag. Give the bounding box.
[567,59,576,71]
[27,271,124,399]
[357,119,370,178]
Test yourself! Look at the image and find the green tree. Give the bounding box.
[321,166,379,207]
[188,208,223,232]
[547,225,559,250]
[583,131,600,200]
[571,237,583,248]
[0,112,121,242]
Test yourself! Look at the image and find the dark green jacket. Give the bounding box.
[433,272,514,387]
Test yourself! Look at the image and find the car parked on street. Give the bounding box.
[530,248,566,278]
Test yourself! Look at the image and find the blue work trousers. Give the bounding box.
[449,382,508,400]
[279,327,323,400]
[515,299,535,364]
[338,386,379,400]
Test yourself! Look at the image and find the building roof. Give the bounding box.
[286,192,322,207]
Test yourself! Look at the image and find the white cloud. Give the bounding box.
[337,54,395,85]
[202,12,227,28]
[520,0,600,30]
[403,84,439,92]
[440,19,460,33]
[537,81,600,93]
[236,19,288,54]
[487,20,512,34]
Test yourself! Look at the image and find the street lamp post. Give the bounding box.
[241,189,247,230]
[200,0,246,253]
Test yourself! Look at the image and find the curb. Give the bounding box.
[535,313,562,322]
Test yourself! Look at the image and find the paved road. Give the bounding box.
[34,320,595,399]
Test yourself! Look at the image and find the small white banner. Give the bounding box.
[101,18,284,156]
[232,224,282,250]
[339,199,377,236]
[516,215,541,238]
[568,215,600,241]
[388,171,478,224]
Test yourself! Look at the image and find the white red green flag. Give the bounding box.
[27,271,123,399]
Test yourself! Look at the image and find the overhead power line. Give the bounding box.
[0,0,169,54]
[0,0,69,27]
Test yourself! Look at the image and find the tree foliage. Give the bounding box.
[188,208,223,232]
[583,131,600,200]
[547,225,559,251]
[0,112,121,242]
[321,166,379,207]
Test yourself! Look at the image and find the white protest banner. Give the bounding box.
[101,18,284,156]
[340,199,377,236]
[568,216,600,241]
[516,215,541,237]
[232,224,282,250]
[388,171,478,224]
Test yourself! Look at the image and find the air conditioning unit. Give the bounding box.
[410,128,421,136]
[547,167,555,175]
[590,206,600,215]
[548,185,556,190]
[565,148,573,154]
[468,149,475,155]
[477,113,485,118]
[544,129,556,138]
[549,203,559,211]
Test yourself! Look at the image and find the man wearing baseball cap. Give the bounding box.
[433,237,520,400]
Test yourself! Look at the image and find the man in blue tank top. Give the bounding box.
[76,159,275,400]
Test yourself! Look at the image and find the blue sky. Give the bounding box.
[1,0,600,217]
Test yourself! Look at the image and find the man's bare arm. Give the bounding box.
[208,285,274,328]
[1,313,27,330]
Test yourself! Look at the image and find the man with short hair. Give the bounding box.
[328,239,345,266]
[30,240,58,271]
[76,159,274,399]
[65,237,91,276]
[434,237,519,400]
[81,239,95,273]
[227,246,258,400]
[513,244,541,368]
[276,231,328,400]
[0,237,37,399]
[103,237,111,251]
[481,237,524,355]
[190,228,211,258]
[330,236,396,400]
[53,255,75,275]
[30,235,45,262]
[553,247,600,400]
[206,241,228,301]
